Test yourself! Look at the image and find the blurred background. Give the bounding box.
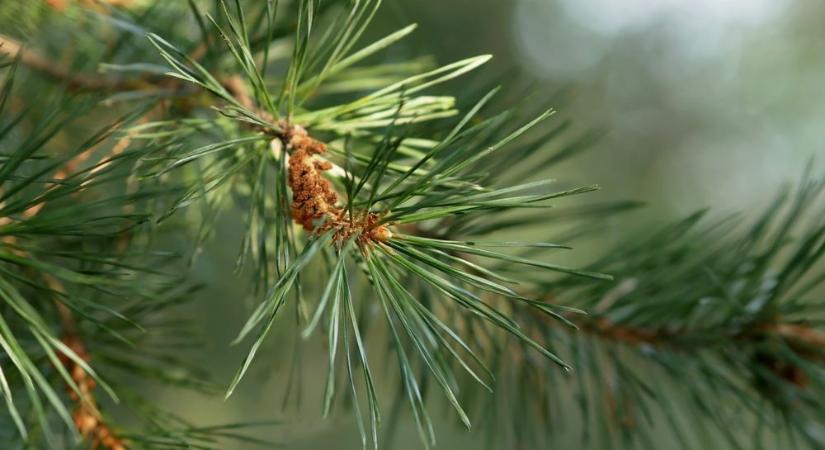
[394,0,824,219]
[4,0,825,448]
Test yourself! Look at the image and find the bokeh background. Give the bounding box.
[147,1,823,449]
[4,0,825,448]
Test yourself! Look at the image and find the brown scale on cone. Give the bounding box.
[285,124,337,231]
[59,336,127,450]
[283,123,392,248]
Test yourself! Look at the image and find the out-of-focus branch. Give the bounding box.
[770,323,825,348]
[0,34,248,109]
[47,0,136,10]
[583,317,825,353]
[0,34,144,91]
[0,83,141,449]
[572,315,823,391]
[46,276,128,450]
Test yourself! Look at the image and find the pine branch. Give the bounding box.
[0,34,131,92]
[0,57,239,448]
[3,131,136,449]
[129,3,607,447]
[3,1,821,449]
[53,282,127,450]
[577,311,825,353]
[45,0,136,11]
[770,323,825,349]
[468,175,825,449]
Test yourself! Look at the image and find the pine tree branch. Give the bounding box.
[168,68,372,243]
[48,276,128,450]
[769,323,825,348]
[0,33,198,94]
[10,170,133,448]
[581,315,825,359]
[0,83,139,446]
[46,0,135,11]
[0,34,136,91]
[9,1,821,448]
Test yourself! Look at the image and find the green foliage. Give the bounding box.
[457,170,825,449]
[132,3,610,448]
[0,1,822,450]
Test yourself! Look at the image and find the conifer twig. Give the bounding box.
[220,75,385,246]
[46,0,135,11]
[770,323,825,348]
[0,34,135,91]
[49,275,127,450]
[582,315,825,356]
[0,110,137,448]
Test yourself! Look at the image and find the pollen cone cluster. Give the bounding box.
[284,124,391,247]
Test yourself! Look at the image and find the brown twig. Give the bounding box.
[60,333,128,450]
[0,34,146,92]
[47,0,136,11]
[45,276,128,450]
[769,323,825,348]
[572,314,824,391]
[581,316,825,353]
